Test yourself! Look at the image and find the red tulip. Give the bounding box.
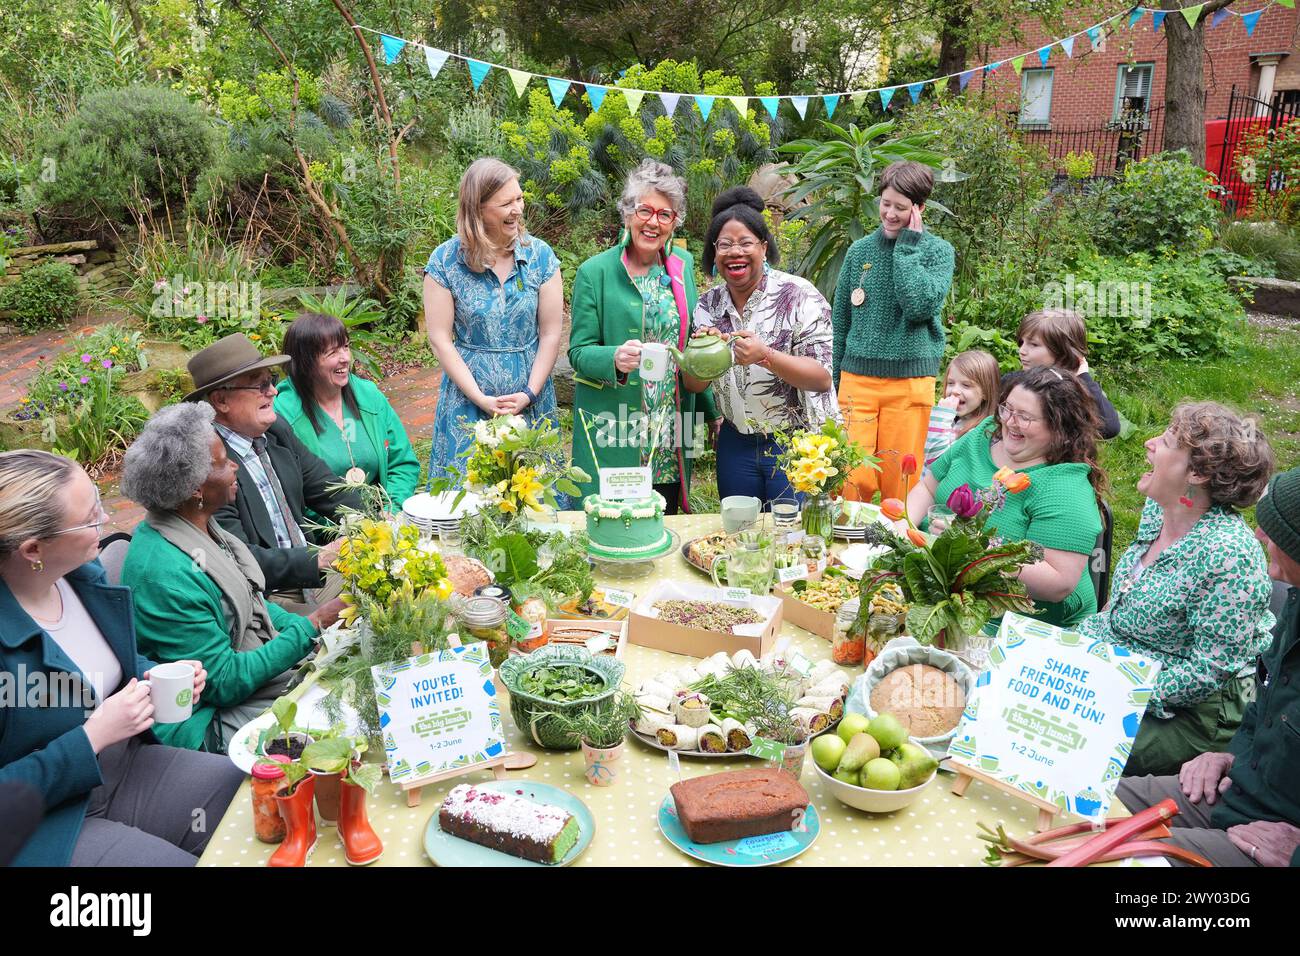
[946,483,981,519]
[901,453,918,477]
[881,498,906,521]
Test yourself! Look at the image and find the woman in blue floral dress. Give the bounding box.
[423,158,565,480]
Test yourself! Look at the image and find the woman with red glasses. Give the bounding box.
[568,158,720,513]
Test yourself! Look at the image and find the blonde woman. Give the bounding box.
[423,157,564,477]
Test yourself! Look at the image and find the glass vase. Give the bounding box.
[801,493,834,541]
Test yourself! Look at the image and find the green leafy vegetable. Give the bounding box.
[518,664,607,702]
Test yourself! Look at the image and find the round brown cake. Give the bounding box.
[870,664,965,738]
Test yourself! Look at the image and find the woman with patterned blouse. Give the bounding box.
[1078,402,1276,778]
[687,187,839,503]
[423,158,564,478]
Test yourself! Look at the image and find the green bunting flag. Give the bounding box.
[728,95,748,116]
[850,91,868,109]
[1278,0,1296,8]
[507,68,530,97]
[623,88,645,113]
[1012,54,1026,75]
[1180,3,1205,26]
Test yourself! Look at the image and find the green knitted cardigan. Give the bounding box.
[831,225,955,386]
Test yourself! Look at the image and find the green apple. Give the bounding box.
[833,766,861,787]
[811,734,847,773]
[861,757,901,791]
[890,742,939,789]
[837,712,870,745]
[867,712,907,751]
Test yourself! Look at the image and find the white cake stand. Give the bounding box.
[587,529,680,579]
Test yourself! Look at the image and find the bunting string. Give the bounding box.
[357,2,1294,119]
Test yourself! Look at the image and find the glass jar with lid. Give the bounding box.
[801,535,827,573]
[251,754,290,843]
[457,595,511,667]
[832,596,866,666]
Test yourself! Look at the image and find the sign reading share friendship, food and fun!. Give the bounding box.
[371,643,506,784]
[946,612,1161,820]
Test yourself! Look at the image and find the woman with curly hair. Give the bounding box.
[1078,402,1275,777]
[905,365,1106,628]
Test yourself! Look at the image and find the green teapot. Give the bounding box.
[667,334,734,381]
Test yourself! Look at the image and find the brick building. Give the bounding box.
[975,6,1300,144]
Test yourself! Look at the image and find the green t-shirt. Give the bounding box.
[928,417,1102,628]
[314,406,381,486]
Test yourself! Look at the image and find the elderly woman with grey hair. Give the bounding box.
[567,158,719,511]
[119,402,345,752]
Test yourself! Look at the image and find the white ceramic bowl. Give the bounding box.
[811,736,938,814]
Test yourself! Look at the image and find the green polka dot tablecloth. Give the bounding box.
[199,513,1120,868]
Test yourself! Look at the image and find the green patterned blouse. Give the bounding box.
[1077,498,1274,717]
[631,266,680,483]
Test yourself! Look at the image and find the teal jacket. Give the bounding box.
[567,235,718,511]
[1213,586,1300,865]
[274,373,420,509]
[120,521,318,751]
[0,562,158,866]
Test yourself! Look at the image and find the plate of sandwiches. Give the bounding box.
[424,780,595,867]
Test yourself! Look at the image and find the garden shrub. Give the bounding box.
[20,325,149,417]
[36,84,216,228]
[1216,220,1300,280]
[444,102,507,165]
[1103,150,1220,254]
[1,260,79,331]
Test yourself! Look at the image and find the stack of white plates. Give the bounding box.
[832,502,894,541]
[401,490,481,536]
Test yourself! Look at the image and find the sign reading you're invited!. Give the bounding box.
[946,613,1160,821]
[372,643,506,785]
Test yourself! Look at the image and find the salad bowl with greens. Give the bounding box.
[499,645,624,750]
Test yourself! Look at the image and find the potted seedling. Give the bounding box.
[544,691,642,786]
[300,735,384,866]
[261,696,314,761]
[301,733,382,825]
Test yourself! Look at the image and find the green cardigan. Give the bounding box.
[120,521,318,751]
[832,225,955,386]
[567,235,718,510]
[274,374,420,508]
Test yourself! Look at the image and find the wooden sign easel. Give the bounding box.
[396,637,511,806]
[949,760,1062,832]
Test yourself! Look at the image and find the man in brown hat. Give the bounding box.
[185,333,363,611]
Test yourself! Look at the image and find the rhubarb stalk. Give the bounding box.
[1045,799,1179,867]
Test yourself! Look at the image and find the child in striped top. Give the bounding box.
[923,349,1000,467]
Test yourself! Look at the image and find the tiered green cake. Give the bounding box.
[584,490,672,559]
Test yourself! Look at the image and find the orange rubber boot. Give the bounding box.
[268,775,318,867]
[338,777,383,866]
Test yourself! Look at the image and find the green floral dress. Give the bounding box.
[631,266,680,483]
[1077,499,1274,717]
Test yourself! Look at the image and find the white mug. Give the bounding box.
[639,342,671,382]
[143,662,195,724]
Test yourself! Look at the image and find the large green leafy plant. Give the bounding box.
[856,482,1039,646]
[778,120,961,297]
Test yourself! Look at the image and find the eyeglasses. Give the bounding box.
[998,402,1042,427]
[224,378,279,396]
[715,239,763,254]
[46,495,109,537]
[634,204,677,226]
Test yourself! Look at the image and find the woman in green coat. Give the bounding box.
[568,159,718,512]
[274,312,420,510]
[120,402,346,752]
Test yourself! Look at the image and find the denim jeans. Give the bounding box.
[715,421,800,506]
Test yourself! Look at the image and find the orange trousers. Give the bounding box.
[837,372,935,503]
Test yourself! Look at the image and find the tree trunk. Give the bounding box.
[1162,13,1206,164]
[938,1,972,95]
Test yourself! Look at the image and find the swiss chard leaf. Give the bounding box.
[907,601,950,645]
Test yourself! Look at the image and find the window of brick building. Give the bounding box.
[1020,68,1054,128]
[1113,63,1154,121]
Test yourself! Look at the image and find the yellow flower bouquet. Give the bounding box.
[334,518,453,619]
[773,420,878,539]
[432,414,588,524]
